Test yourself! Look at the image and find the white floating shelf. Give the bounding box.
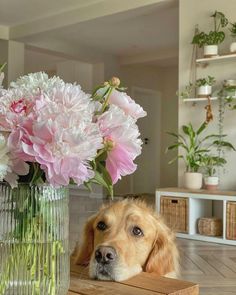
[183,97,218,102]
[196,53,236,64]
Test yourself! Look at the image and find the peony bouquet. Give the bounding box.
[0,71,146,294]
[0,72,146,196]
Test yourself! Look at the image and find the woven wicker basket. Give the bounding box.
[198,217,222,236]
[160,196,188,233]
[226,202,236,240]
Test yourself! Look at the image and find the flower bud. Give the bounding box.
[110,77,120,87]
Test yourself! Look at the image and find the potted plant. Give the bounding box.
[195,76,216,98]
[166,122,234,190]
[192,11,228,57]
[202,155,226,190]
[229,22,236,52]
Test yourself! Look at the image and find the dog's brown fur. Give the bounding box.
[73,199,179,281]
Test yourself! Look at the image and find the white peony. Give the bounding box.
[10,72,65,96]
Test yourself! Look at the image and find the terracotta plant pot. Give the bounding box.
[204,176,219,190]
[204,45,218,57]
[184,172,202,190]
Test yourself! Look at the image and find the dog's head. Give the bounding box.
[74,199,178,281]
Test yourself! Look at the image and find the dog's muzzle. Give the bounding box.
[92,246,117,279]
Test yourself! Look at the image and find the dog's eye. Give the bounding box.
[96,221,107,231]
[132,226,143,236]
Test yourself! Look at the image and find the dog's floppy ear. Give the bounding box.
[74,215,97,265]
[144,219,179,276]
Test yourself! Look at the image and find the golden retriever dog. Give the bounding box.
[73,199,179,281]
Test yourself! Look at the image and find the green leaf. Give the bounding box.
[196,122,207,135]
[182,125,190,135]
[84,181,92,192]
[91,163,113,198]
[166,132,187,144]
[168,155,184,165]
[213,140,236,150]
[116,86,128,92]
[96,151,108,162]
[0,62,6,72]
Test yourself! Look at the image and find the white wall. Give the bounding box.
[0,40,24,86]
[179,0,236,189]
[57,60,94,92]
[114,64,178,195]
[160,66,178,187]
[25,48,106,93]
[8,41,24,83]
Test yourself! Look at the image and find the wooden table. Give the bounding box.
[68,264,199,295]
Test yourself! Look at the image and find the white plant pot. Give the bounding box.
[230,42,236,53]
[197,85,212,98]
[204,176,219,190]
[184,172,202,190]
[204,45,218,57]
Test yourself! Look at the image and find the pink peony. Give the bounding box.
[0,88,36,131]
[108,89,146,120]
[0,72,146,191]
[98,105,143,184]
[8,83,103,187]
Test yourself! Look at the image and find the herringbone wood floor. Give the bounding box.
[178,238,236,295]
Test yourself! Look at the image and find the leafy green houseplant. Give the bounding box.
[166,122,234,189]
[202,154,229,190]
[192,11,228,57]
[195,76,216,87]
[202,155,227,177]
[178,76,216,100]
[196,76,216,97]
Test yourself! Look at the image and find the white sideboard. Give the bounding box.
[156,187,236,246]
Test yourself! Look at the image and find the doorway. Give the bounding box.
[130,87,161,194]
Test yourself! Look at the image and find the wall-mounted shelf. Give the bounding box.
[183,97,218,102]
[196,53,236,65]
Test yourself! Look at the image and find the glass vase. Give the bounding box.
[0,183,70,295]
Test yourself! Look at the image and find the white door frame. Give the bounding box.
[130,86,161,194]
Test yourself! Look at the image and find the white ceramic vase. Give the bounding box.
[184,172,202,190]
[197,85,212,97]
[204,45,218,57]
[204,176,219,190]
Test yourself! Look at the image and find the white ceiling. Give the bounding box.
[0,0,103,26]
[38,1,178,56]
[1,0,178,67]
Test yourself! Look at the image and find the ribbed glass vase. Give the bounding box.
[0,183,70,295]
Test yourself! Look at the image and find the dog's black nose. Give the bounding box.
[95,246,116,264]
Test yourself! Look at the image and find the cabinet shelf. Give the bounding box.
[156,188,236,246]
[196,53,236,64]
[183,97,218,102]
